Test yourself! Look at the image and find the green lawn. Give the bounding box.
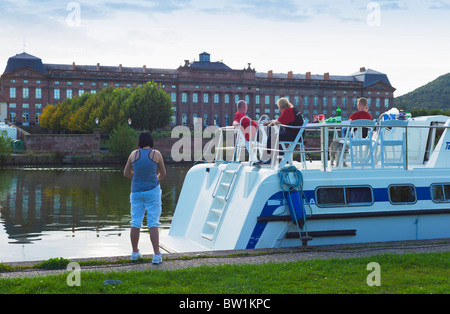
[0,252,448,294]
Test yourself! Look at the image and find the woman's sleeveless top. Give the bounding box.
[131,149,160,193]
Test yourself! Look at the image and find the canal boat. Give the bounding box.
[161,113,450,253]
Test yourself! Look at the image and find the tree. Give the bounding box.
[125,82,173,131]
[39,81,173,133]
[107,124,138,159]
[0,131,13,161]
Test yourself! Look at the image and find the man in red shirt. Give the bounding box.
[350,97,372,121]
[349,97,372,138]
[233,100,258,141]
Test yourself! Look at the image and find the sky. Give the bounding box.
[0,0,449,97]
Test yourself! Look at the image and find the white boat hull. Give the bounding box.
[161,162,450,253]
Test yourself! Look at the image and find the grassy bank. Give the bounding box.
[1,252,448,294]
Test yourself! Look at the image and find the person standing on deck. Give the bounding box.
[124,132,166,263]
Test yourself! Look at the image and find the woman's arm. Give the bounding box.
[154,150,166,181]
[123,151,136,179]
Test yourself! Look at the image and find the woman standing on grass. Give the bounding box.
[124,131,166,263]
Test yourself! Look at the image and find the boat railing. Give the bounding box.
[208,116,450,171]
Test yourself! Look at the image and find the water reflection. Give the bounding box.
[0,165,189,262]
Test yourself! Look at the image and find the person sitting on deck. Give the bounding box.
[257,97,304,165]
[233,100,258,141]
[349,97,373,138]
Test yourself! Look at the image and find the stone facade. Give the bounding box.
[24,130,101,154]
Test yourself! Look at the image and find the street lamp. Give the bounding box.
[95,117,99,129]
[128,118,132,127]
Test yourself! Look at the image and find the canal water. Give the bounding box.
[0,165,190,262]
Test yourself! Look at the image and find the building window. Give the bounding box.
[9,111,16,123]
[384,99,390,108]
[314,97,319,107]
[332,97,337,107]
[304,96,309,106]
[10,88,16,98]
[79,90,84,96]
[255,95,260,105]
[23,88,29,99]
[54,89,60,100]
[67,89,73,99]
[389,185,416,204]
[431,184,450,203]
[245,94,250,104]
[36,88,42,99]
[225,94,230,104]
[316,186,373,207]
[22,103,29,109]
[36,111,42,124]
[265,95,270,105]
[193,93,198,103]
[182,93,188,103]
[193,113,198,125]
[203,93,209,103]
[22,110,29,125]
[9,103,16,108]
[171,92,177,103]
[225,114,230,126]
[214,94,219,104]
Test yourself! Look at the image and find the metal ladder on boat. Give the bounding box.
[201,163,243,241]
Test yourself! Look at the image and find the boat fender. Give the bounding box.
[286,190,305,230]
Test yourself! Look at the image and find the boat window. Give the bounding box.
[389,185,416,204]
[316,186,373,207]
[431,184,450,203]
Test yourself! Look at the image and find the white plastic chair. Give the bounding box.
[339,119,376,168]
[379,120,407,169]
[278,119,309,169]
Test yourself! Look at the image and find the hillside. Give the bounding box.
[395,73,450,110]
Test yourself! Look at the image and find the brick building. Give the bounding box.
[0,51,396,127]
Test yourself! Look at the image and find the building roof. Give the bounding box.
[352,68,392,88]
[186,52,232,71]
[4,52,47,74]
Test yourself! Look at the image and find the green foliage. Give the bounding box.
[35,257,71,270]
[125,81,173,131]
[0,131,13,161]
[107,124,138,159]
[409,108,450,118]
[395,73,450,111]
[39,82,173,133]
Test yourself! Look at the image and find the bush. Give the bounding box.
[35,257,71,270]
[0,131,13,161]
[107,124,138,159]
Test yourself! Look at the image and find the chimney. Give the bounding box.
[305,72,311,80]
[97,63,100,71]
[119,64,123,72]
[72,62,76,71]
[288,71,293,79]
[268,70,273,79]
[360,67,366,72]
[324,72,330,81]
[143,65,147,73]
